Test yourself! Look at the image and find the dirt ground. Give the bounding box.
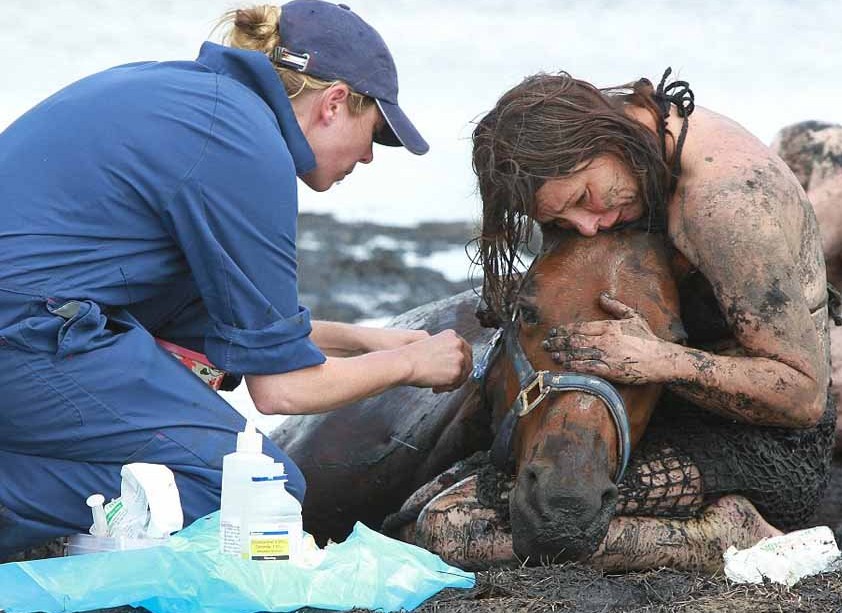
[411,565,842,613]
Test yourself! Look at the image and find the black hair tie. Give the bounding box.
[653,67,694,202]
[657,67,695,118]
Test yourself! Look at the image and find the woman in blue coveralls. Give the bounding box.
[0,0,473,557]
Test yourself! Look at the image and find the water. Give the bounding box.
[3,0,840,429]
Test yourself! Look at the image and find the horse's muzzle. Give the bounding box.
[509,462,618,562]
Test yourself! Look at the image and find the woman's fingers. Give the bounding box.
[404,330,473,391]
[599,292,637,319]
[552,347,605,361]
[543,331,605,352]
[547,321,611,338]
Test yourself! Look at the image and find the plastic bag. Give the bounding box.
[0,512,474,613]
[723,525,842,587]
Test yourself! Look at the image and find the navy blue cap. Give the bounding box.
[275,0,429,155]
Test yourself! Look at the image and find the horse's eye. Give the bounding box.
[519,304,540,325]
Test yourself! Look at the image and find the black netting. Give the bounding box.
[615,443,704,518]
[616,392,836,530]
[389,394,835,535]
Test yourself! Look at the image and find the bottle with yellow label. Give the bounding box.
[220,421,273,555]
[241,462,303,562]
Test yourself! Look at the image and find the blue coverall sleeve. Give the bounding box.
[159,80,325,375]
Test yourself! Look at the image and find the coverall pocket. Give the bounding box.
[46,299,113,358]
[0,353,85,449]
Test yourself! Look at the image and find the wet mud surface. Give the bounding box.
[297,213,476,322]
[411,565,842,612]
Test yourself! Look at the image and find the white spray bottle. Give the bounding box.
[219,420,273,555]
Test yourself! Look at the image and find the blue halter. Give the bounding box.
[472,316,632,484]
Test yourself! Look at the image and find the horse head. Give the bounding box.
[479,227,684,562]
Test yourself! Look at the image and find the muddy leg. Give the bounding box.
[415,453,780,572]
[590,495,782,573]
[415,474,517,569]
[382,453,489,540]
[830,324,842,453]
[601,453,781,572]
[416,485,778,572]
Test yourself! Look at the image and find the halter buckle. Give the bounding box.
[517,371,550,417]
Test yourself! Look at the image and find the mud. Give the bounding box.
[410,565,842,612]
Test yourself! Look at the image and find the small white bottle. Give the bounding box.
[241,462,303,563]
[219,421,273,555]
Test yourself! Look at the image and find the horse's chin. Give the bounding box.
[508,483,617,563]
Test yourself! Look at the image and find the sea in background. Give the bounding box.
[2,0,841,431]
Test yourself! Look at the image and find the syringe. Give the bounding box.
[86,493,108,537]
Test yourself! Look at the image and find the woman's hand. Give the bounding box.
[399,330,474,393]
[247,328,474,415]
[542,292,671,385]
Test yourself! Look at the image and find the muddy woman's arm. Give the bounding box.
[660,161,828,428]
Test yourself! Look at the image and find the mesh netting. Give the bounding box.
[385,393,835,535]
[616,392,836,530]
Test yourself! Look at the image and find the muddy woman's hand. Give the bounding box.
[542,292,671,385]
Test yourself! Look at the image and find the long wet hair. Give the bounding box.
[472,72,676,324]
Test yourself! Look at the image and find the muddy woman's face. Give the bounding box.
[534,155,644,237]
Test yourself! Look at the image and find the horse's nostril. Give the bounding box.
[601,485,619,509]
[527,467,539,485]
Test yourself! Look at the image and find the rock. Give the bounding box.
[297,213,476,322]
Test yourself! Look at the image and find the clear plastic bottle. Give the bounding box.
[219,421,273,555]
[241,462,303,562]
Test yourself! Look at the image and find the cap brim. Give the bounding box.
[374,99,429,155]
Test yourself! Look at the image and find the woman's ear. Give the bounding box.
[318,83,351,125]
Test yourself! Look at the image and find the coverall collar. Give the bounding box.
[196,41,317,176]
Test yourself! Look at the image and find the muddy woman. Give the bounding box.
[459,70,834,570]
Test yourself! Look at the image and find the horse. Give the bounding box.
[271,226,683,566]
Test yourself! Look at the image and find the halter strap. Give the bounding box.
[479,322,632,484]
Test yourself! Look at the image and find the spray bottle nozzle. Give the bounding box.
[236,420,264,454]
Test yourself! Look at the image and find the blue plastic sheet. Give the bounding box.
[0,513,474,613]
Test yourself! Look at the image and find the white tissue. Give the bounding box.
[723,526,841,587]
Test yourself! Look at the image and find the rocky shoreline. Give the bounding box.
[297,212,478,322]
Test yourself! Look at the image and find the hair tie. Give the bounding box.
[656,67,695,118]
